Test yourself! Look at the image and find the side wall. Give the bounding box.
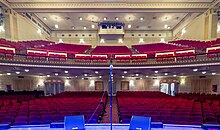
[0,75,220,94]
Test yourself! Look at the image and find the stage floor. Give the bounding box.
[8,124,205,130]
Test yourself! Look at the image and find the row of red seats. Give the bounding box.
[117,91,220,125]
[0,91,107,125]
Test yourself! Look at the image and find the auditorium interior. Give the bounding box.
[0,0,220,130]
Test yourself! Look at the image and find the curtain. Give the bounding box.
[12,79,34,91]
[190,79,211,93]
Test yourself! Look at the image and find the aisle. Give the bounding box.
[101,97,119,123]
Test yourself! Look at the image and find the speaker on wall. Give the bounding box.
[64,115,85,130]
[129,116,151,130]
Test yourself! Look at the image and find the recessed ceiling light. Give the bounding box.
[155,71,158,73]
[128,24,131,28]
[164,73,168,76]
[212,72,216,75]
[64,71,68,74]
[55,24,59,29]
[115,17,119,21]
[99,76,102,79]
[84,74,88,77]
[95,71,99,74]
[7,73,11,75]
[193,69,198,72]
[124,71,127,74]
[103,17,107,21]
[24,69,29,72]
[83,26,87,30]
[47,75,50,77]
[43,17,47,20]
[135,74,139,76]
[173,75,177,77]
[79,17,83,21]
[146,75,149,78]
[91,24,95,29]
[202,71,206,74]
[140,17,144,21]
[55,73,59,76]
[164,24,168,28]
[16,71,20,74]
[122,76,125,78]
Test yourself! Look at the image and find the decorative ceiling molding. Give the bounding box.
[0,0,12,9]
[9,2,211,9]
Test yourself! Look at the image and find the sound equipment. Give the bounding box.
[64,115,85,130]
[129,116,151,130]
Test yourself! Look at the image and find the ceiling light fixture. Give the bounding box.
[72,26,75,29]
[83,26,87,30]
[91,24,95,29]
[99,76,102,79]
[79,17,83,21]
[146,75,149,78]
[160,38,165,43]
[47,75,50,77]
[103,17,107,21]
[135,74,139,76]
[100,39,105,43]
[139,38,144,43]
[43,17,47,20]
[212,72,216,75]
[55,73,59,76]
[128,24,131,28]
[164,24,168,29]
[140,17,144,21]
[115,17,119,21]
[124,71,127,74]
[80,39,85,44]
[193,69,198,72]
[58,39,63,43]
[118,39,123,43]
[64,71,68,74]
[55,24,59,29]
[122,76,125,78]
[16,71,20,74]
[6,73,11,75]
[173,75,177,77]
[95,71,99,74]
[155,70,158,73]
[84,74,88,77]
[202,71,206,74]
[24,69,29,72]
[164,73,168,76]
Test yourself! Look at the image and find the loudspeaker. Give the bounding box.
[64,115,85,130]
[129,116,151,130]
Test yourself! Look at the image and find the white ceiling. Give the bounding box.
[35,12,188,31]
[7,0,214,3]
